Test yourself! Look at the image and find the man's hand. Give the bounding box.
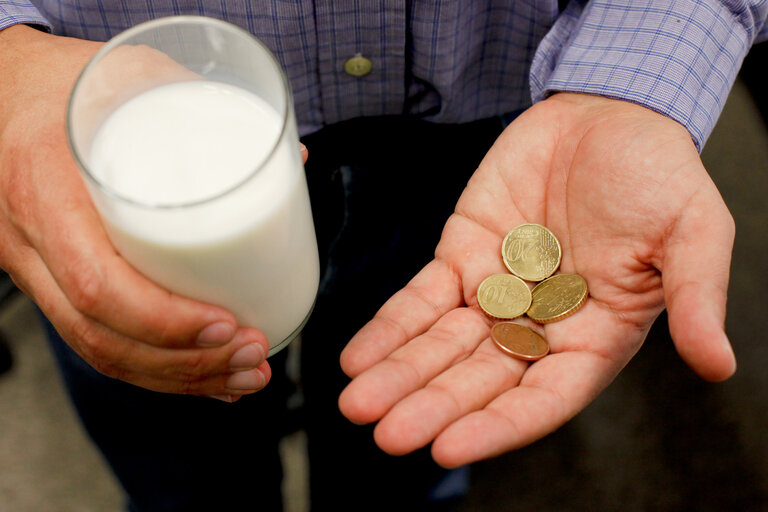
[338,92,736,466]
[0,25,272,399]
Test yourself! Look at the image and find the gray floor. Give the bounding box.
[1,78,767,512]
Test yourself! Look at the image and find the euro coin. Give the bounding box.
[502,224,562,282]
[491,322,550,361]
[527,273,588,323]
[477,274,532,320]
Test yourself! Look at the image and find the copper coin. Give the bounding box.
[490,322,550,361]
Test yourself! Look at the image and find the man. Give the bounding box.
[1,1,765,510]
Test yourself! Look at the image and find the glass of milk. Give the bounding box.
[67,16,320,356]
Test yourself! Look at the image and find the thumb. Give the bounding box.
[662,188,736,382]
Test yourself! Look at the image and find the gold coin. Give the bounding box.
[491,322,550,361]
[526,273,588,324]
[476,274,532,320]
[501,224,562,282]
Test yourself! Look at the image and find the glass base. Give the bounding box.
[267,300,315,357]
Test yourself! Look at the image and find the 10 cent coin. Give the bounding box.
[477,273,532,320]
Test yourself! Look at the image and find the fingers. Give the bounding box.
[0,29,273,398]
[339,259,464,377]
[1,115,260,395]
[359,297,641,464]
[1,39,240,351]
[667,282,735,381]
[78,316,272,396]
[662,184,736,382]
[9,138,239,349]
[428,351,604,468]
[372,339,526,455]
[23,137,312,351]
[8,244,271,395]
[130,360,272,397]
[339,307,490,424]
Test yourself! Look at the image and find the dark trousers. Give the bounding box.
[45,115,505,512]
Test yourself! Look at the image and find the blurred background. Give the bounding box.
[1,47,767,512]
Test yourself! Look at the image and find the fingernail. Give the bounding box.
[299,142,307,154]
[226,369,266,391]
[229,343,266,370]
[208,394,235,403]
[196,322,235,347]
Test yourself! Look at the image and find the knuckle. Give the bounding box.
[65,259,105,314]
[183,351,212,379]
[3,171,36,229]
[154,319,187,347]
[164,351,211,391]
[0,126,44,230]
[67,314,93,347]
[64,319,131,385]
[178,373,203,396]
[69,316,109,362]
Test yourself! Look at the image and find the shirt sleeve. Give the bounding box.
[530,0,768,151]
[0,0,52,32]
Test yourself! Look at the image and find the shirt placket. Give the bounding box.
[314,1,407,125]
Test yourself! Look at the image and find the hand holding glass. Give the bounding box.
[68,17,320,355]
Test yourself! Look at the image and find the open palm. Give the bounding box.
[338,92,736,467]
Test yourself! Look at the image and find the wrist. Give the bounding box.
[0,23,53,67]
[0,26,99,124]
[0,25,51,119]
[548,92,693,135]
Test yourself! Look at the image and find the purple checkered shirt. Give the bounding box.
[1,0,766,148]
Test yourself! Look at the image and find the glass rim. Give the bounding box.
[66,15,293,210]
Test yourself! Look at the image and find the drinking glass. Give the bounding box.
[68,16,320,355]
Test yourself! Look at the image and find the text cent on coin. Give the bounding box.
[502,224,561,282]
[477,274,532,320]
[527,273,589,324]
[491,322,550,361]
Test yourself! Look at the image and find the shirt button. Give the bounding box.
[344,54,372,77]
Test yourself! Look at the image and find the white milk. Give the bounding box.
[87,81,319,354]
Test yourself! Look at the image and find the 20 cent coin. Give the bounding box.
[502,224,562,282]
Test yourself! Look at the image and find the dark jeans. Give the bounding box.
[45,115,505,512]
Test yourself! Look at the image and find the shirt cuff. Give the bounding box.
[0,2,52,32]
[530,0,765,151]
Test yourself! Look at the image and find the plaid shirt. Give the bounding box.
[1,0,766,148]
